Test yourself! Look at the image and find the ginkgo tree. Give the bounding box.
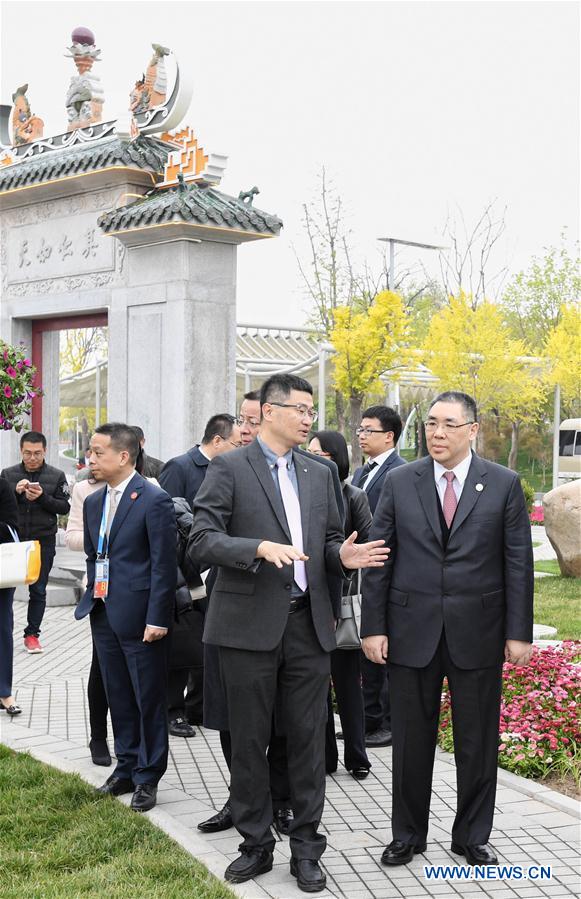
[544,304,581,417]
[423,293,547,467]
[330,291,412,465]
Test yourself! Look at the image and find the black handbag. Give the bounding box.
[335,572,361,650]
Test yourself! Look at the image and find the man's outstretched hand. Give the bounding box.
[340,531,389,569]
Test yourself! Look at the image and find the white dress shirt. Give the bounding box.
[107,470,137,507]
[433,452,473,507]
[362,448,395,490]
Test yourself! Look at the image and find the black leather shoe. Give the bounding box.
[89,738,112,767]
[349,767,370,780]
[365,727,392,747]
[169,717,196,738]
[96,775,134,796]
[290,858,327,893]
[131,783,157,812]
[381,840,427,866]
[0,702,22,716]
[224,847,273,883]
[274,807,293,835]
[451,842,498,865]
[198,802,233,833]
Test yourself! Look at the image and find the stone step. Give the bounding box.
[533,623,558,638]
[14,582,78,607]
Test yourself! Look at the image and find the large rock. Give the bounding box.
[543,480,581,577]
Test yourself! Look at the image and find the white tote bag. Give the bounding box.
[0,526,41,589]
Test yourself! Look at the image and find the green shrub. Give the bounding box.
[520,477,535,513]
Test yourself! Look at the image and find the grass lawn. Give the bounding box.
[0,746,235,899]
[534,572,581,640]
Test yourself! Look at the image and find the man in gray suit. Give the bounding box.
[362,391,533,868]
[191,373,388,893]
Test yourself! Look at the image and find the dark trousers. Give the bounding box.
[362,652,391,733]
[24,536,55,637]
[168,668,189,720]
[185,666,204,724]
[220,606,329,860]
[326,649,370,772]
[220,726,291,810]
[389,631,503,847]
[90,601,169,785]
[88,638,109,741]
[0,587,15,696]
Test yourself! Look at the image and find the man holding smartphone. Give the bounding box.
[1,431,70,653]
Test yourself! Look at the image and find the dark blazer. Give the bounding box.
[361,453,534,670]
[352,451,406,514]
[297,448,344,523]
[190,439,346,653]
[75,472,177,638]
[158,446,209,510]
[343,482,372,543]
[0,476,18,543]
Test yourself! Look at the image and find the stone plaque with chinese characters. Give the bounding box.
[6,212,115,284]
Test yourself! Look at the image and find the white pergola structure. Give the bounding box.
[234,323,438,440]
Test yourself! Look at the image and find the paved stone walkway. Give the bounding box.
[2,532,579,899]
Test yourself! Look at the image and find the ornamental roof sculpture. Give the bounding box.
[0,26,282,242]
[64,26,104,132]
[11,85,44,146]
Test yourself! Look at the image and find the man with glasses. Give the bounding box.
[197,387,346,838]
[1,431,70,653]
[191,373,388,893]
[361,391,533,869]
[352,405,405,749]
[159,414,241,736]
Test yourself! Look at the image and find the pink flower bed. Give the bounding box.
[439,642,581,782]
[530,506,545,525]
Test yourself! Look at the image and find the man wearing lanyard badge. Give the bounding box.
[75,423,177,812]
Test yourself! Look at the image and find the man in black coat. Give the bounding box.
[352,405,406,748]
[159,414,241,736]
[361,391,534,868]
[1,431,70,653]
[159,415,241,509]
[190,374,388,893]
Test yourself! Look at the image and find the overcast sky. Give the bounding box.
[1,0,579,326]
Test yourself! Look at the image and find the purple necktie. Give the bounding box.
[276,457,308,592]
[442,471,457,528]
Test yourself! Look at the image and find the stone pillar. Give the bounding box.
[108,238,237,460]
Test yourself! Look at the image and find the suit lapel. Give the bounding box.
[247,442,291,541]
[107,473,144,549]
[414,456,443,547]
[89,486,106,551]
[448,453,488,540]
[294,451,311,550]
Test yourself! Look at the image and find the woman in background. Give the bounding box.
[65,469,111,766]
[308,430,372,780]
[0,475,23,716]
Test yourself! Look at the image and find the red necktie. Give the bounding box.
[442,471,457,528]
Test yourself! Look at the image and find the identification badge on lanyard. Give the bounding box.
[94,558,110,599]
[94,488,112,600]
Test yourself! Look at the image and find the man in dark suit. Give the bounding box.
[361,391,534,868]
[159,414,241,736]
[191,374,388,893]
[76,423,177,812]
[352,405,405,748]
[159,414,242,507]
